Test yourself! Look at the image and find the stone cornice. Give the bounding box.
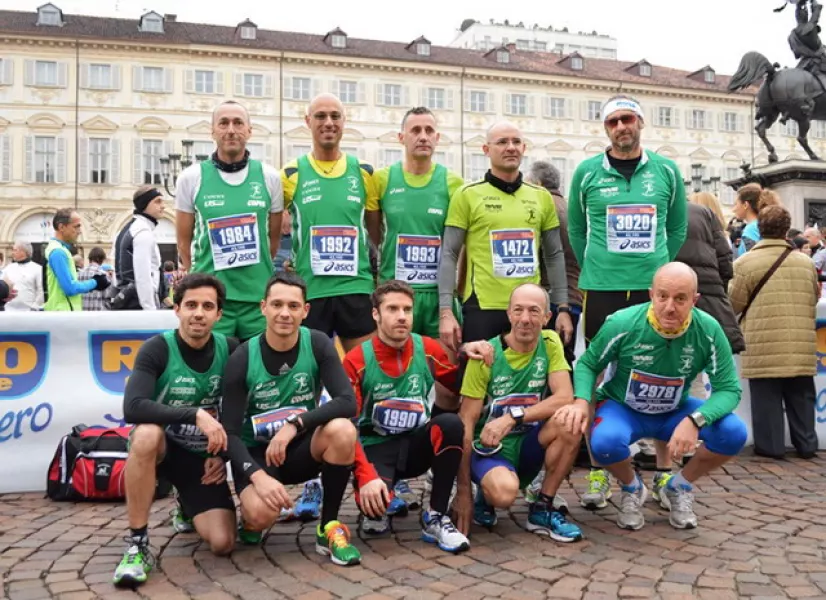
[1,34,755,105]
[727,159,826,190]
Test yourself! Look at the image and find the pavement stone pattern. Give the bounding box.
[2,453,826,599]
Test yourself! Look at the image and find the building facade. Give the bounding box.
[0,4,819,260]
[451,19,618,59]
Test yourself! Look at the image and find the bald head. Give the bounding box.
[510,283,550,313]
[486,121,522,143]
[804,227,822,245]
[307,93,344,117]
[650,262,699,331]
[507,283,551,347]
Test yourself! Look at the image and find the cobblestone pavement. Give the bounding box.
[2,453,826,600]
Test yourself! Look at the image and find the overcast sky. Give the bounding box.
[15,0,804,75]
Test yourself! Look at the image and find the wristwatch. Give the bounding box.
[508,407,526,426]
[286,413,305,432]
[557,306,571,314]
[688,411,706,429]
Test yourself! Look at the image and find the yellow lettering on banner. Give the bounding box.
[0,342,37,375]
[101,340,143,373]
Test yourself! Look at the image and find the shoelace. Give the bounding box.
[326,524,352,549]
[671,488,694,513]
[429,513,458,533]
[303,482,322,503]
[121,537,156,569]
[587,472,607,492]
[620,489,643,513]
[395,481,413,495]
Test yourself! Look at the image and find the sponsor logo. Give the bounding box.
[642,171,655,179]
[347,176,360,194]
[533,358,547,378]
[631,355,654,365]
[484,204,503,213]
[249,181,263,200]
[388,188,406,195]
[89,331,161,395]
[634,343,655,351]
[597,177,617,184]
[619,239,651,251]
[641,180,656,197]
[96,463,111,476]
[302,179,320,189]
[0,334,50,400]
[0,402,53,443]
[293,373,311,394]
[303,195,322,204]
[600,186,619,198]
[347,195,361,203]
[525,207,537,223]
[247,199,266,208]
[679,355,694,375]
[204,200,225,208]
[408,374,422,396]
[427,208,444,216]
[207,375,222,396]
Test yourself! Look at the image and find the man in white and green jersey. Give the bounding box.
[556,263,747,532]
[176,100,283,341]
[281,93,379,354]
[438,122,572,352]
[113,274,237,588]
[567,95,688,509]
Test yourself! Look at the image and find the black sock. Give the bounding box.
[590,465,602,471]
[656,468,672,475]
[130,525,148,544]
[429,448,462,515]
[319,463,353,528]
[537,492,555,507]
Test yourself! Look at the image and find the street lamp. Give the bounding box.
[159,140,210,196]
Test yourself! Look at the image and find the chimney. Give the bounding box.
[165,14,177,22]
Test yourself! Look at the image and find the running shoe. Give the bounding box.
[295,479,322,522]
[581,469,612,510]
[315,521,361,566]
[421,510,470,553]
[112,537,154,588]
[526,501,583,542]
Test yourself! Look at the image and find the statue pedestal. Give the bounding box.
[727,159,826,228]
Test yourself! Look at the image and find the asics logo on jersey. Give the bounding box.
[304,195,322,203]
[302,179,320,189]
[204,200,225,207]
[388,188,405,195]
[427,208,444,215]
[620,239,651,251]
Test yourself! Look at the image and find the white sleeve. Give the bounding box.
[264,165,284,213]
[173,165,202,214]
[133,229,158,310]
[34,263,44,308]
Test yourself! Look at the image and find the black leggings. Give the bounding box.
[362,413,464,514]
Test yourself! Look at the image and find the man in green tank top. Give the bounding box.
[281,93,379,353]
[176,100,284,340]
[454,284,584,543]
[113,274,238,589]
[221,272,363,566]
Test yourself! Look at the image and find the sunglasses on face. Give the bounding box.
[605,114,638,128]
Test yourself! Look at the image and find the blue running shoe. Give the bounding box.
[473,488,497,528]
[386,495,409,517]
[526,501,583,543]
[295,479,322,522]
[393,480,420,510]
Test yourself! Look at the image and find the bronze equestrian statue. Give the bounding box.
[729,0,826,162]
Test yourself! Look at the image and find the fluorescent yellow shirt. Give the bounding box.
[460,331,570,400]
[281,153,379,210]
[445,180,560,310]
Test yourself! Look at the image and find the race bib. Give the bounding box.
[371,398,426,436]
[487,393,539,435]
[606,205,656,254]
[395,235,440,284]
[310,226,359,276]
[208,213,261,270]
[251,406,308,442]
[490,229,537,278]
[166,406,218,453]
[625,370,684,414]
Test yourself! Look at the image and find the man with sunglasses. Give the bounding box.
[453,283,583,543]
[567,95,688,511]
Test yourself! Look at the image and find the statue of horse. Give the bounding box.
[728,51,826,162]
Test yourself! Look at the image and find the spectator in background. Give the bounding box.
[73,254,84,270]
[733,184,782,257]
[112,186,164,310]
[788,228,802,239]
[729,204,819,459]
[78,247,112,311]
[273,211,293,275]
[678,192,746,378]
[3,241,44,312]
[44,208,109,311]
[803,227,826,279]
[527,160,582,367]
[792,236,812,256]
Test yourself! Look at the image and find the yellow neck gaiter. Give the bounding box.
[647,305,691,339]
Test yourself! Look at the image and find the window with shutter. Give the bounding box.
[78,138,89,184]
[110,139,120,184]
[508,94,527,116]
[142,67,164,92]
[33,136,57,183]
[25,136,34,183]
[89,138,111,184]
[34,61,58,86]
[0,58,12,86]
[142,140,163,185]
[469,91,487,113]
[194,70,215,94]
[87,64,112,90]
[0,135,10,183]
[339,80,358,104]
[55,137,66,184]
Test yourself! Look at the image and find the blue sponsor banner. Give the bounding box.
[0,333,50,400]
[88,331,163,395]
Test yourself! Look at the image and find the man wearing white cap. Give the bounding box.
[567,94,688,511]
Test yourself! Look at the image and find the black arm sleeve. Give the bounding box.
[220,343,263,478]
[300,330,358,430]
[0,281,9,302]
[122,336,199,425]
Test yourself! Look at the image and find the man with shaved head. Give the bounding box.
[176,99,284,340]
[453,283,582,541]
[556,262,747,532]
[438,121,572,354]
[281,93,378,353]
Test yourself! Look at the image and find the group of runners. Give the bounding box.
[112,92,749,588]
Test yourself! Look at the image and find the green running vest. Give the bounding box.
[357,334,435,447]
[191,160,273,302]
[44,240,82,311]
[156,331,229,456]
[378,162,449,288]
[242,327,320,447]
[290,154,373,300]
